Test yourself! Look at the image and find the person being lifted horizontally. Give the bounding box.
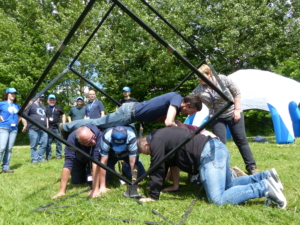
[59,92,201,137]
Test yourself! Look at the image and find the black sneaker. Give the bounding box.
[247,165,259,175]
[59,123,69,140]
[2,169,14,173]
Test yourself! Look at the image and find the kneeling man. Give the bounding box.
[138,127,286,209]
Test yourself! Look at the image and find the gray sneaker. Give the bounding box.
[268,168,283,191]
[265,177,287,209]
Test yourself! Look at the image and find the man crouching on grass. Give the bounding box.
[52,125,103,199]
[137,126,287,209]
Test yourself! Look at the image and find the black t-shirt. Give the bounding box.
[119,98,138,105]
[23,102,47,130]
[46,104,65,129]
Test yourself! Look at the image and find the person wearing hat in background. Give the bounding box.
[45,94,66,160]
[52,125,103,199]
[119,87,138,105]
[22,93,48,164]
[68,96,86,122]
[98,125,146,194]
[84,90,105,119]
[0,88,21,173]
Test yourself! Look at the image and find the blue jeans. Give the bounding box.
[106,154,146,181]
[64,102,136,132]
[0,128,18,170]
[46,128,62,159]
[211,112,256,171]
[28,129,48,163]
[200,139,269,206]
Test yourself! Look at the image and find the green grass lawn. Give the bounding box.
[1,137,300,225]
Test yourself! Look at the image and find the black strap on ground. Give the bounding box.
[135,199,175,225]
[32,187,91,212]
[177,185,203,225]
[100,217,162,224]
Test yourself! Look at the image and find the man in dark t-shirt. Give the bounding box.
[119,86,138,105]
[22,94,48,163]
[52,125,102,199]
[45,94,66,160]
[61,92,202,134]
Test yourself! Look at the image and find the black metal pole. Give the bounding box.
[111,0,231,103]
[172,60,205,92]
[134,102,233,184]
[20,68,69,113]
[69,3,117,67]
[140,0,206,58]
[20,0,97,114]
[69,67,121,106]
[21,113,131,184]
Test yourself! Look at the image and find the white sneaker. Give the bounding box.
[265,177,287,209]
[268,168,283,191]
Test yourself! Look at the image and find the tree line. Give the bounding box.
[1,0,299,135]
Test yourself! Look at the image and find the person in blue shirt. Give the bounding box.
[0,88,21,173]
[60,92,201,136]
[84,90,105,119]
[98,125,146,194]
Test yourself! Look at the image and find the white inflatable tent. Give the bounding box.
[185,69,300,143]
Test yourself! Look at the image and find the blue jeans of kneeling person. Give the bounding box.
[200,139,269,205]
[46,128,62,159]
[28,129,48,163]
[63,102,136,132]
[0,128,18,170]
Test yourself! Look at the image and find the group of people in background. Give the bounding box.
[0,65,287,209]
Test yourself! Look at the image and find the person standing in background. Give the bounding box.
[22,93,48,164]
[0,88,21,173]
[119,87,138,105]
[45,94,66,160]
[68,96,86,122]
[84,90,105,119]
[192,64,258,175]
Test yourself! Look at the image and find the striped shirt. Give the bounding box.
[192,75,241,118]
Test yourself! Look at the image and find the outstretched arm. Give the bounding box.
[52,168,71,199]
[164,105,178,127]
[99,156,110,194]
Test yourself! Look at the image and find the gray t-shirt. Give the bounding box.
[68,106,86,121]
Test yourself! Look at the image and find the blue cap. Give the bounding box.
[36,93,45,98]
[76,96,84,101]
[122,86,130,92]
[48,94,56,99]
[6,88,19,94]
[111,126,128,152]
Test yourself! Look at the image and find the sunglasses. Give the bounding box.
[80,134,96,146]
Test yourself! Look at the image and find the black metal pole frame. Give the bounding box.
[25,0,235,223]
